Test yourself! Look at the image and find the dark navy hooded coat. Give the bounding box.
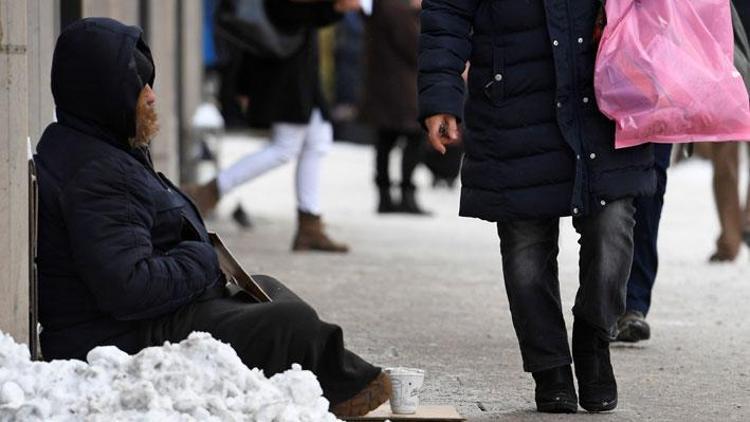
[35,18,223,360]
[418,0,656,221]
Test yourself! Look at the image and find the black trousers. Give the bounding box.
[497,198,636,372]
[375,129,423,190]
[142,275,381,404]
[627,144,671,315]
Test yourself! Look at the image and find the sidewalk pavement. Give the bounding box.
[206,136,750,421]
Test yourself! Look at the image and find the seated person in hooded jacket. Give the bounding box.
[35,16,387,418]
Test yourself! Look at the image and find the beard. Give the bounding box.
[129,96,159,148]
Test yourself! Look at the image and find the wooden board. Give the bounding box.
[346,404,465,421]
[208,232,272,302]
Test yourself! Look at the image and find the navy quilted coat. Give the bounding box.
[418,0,656,221]
[35,18,223,360]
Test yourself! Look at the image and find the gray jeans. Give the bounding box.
[497,198,636,372]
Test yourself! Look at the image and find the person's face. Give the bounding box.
[130,84,159,148]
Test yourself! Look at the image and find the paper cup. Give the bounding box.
[384,367,425,414]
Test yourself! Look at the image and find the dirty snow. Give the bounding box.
[0,331,340,422]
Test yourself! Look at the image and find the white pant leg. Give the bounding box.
[217,122,307,195]
[296,109,333,214]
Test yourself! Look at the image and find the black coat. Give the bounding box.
[418,0,656,221]
[362,0,421,132]
[237,0,343,128]
[36,18,222,360]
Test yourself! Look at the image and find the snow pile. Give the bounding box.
[0,331,340,422]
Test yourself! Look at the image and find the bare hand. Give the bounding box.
[425,114,460,155]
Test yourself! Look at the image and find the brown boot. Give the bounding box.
[331,372,391,418]
[181,179,219,216]
[292,210,349,253]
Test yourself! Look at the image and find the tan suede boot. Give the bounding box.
[181,179,219,216]
[331,372,391,418]
[292,210,349,253]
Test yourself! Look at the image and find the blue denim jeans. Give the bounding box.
[497,198,636,372]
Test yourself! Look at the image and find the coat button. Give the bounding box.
[576,154,581,160]
[583,97,590,103]
[600,200,607,206]
[572,207,579,215]
[553,40,559,46]
[578,37,584,44]
[589,153,597,159]
[494,73,503,81]
[556,102,562,108]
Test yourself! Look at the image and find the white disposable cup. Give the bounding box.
[384,367,425,414]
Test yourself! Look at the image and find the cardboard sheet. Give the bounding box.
[346,404,465,421]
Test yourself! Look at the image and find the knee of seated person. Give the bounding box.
[270,302,320,337]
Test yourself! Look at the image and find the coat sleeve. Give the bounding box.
[60,157,222,321]
[418,0,479,124]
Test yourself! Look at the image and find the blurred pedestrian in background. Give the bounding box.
[186,0,361,253]
[332,11,364,124]
[362,0,430,214]
[418,0,656,413]
[707,1,750,263]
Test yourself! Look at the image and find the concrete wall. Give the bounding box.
[0,0,30,343]
[147,0,179,180]
[82,0,138,25]
[27,0,56,144]
[179,0,204,183]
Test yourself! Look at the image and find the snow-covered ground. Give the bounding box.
[0,332,339,422]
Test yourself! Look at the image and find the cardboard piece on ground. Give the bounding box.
[346,404,465,421]
[208,232,272,302]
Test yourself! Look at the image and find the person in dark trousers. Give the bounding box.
[185,0,360,253]
[35,18,388,418]
[362,0,430,214]
[616,144,672,342]
[418,0,656,414]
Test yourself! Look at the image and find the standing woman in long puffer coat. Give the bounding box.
[418,0,655,413]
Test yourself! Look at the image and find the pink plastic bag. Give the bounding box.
[594,0,750,149]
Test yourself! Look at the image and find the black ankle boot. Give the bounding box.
[377,187,397,213]
[398,187,431,215]
[531,365,578,413]
[572,319,618,412]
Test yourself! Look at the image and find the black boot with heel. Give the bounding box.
[573,319,618,412]
[531,365,578,413]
